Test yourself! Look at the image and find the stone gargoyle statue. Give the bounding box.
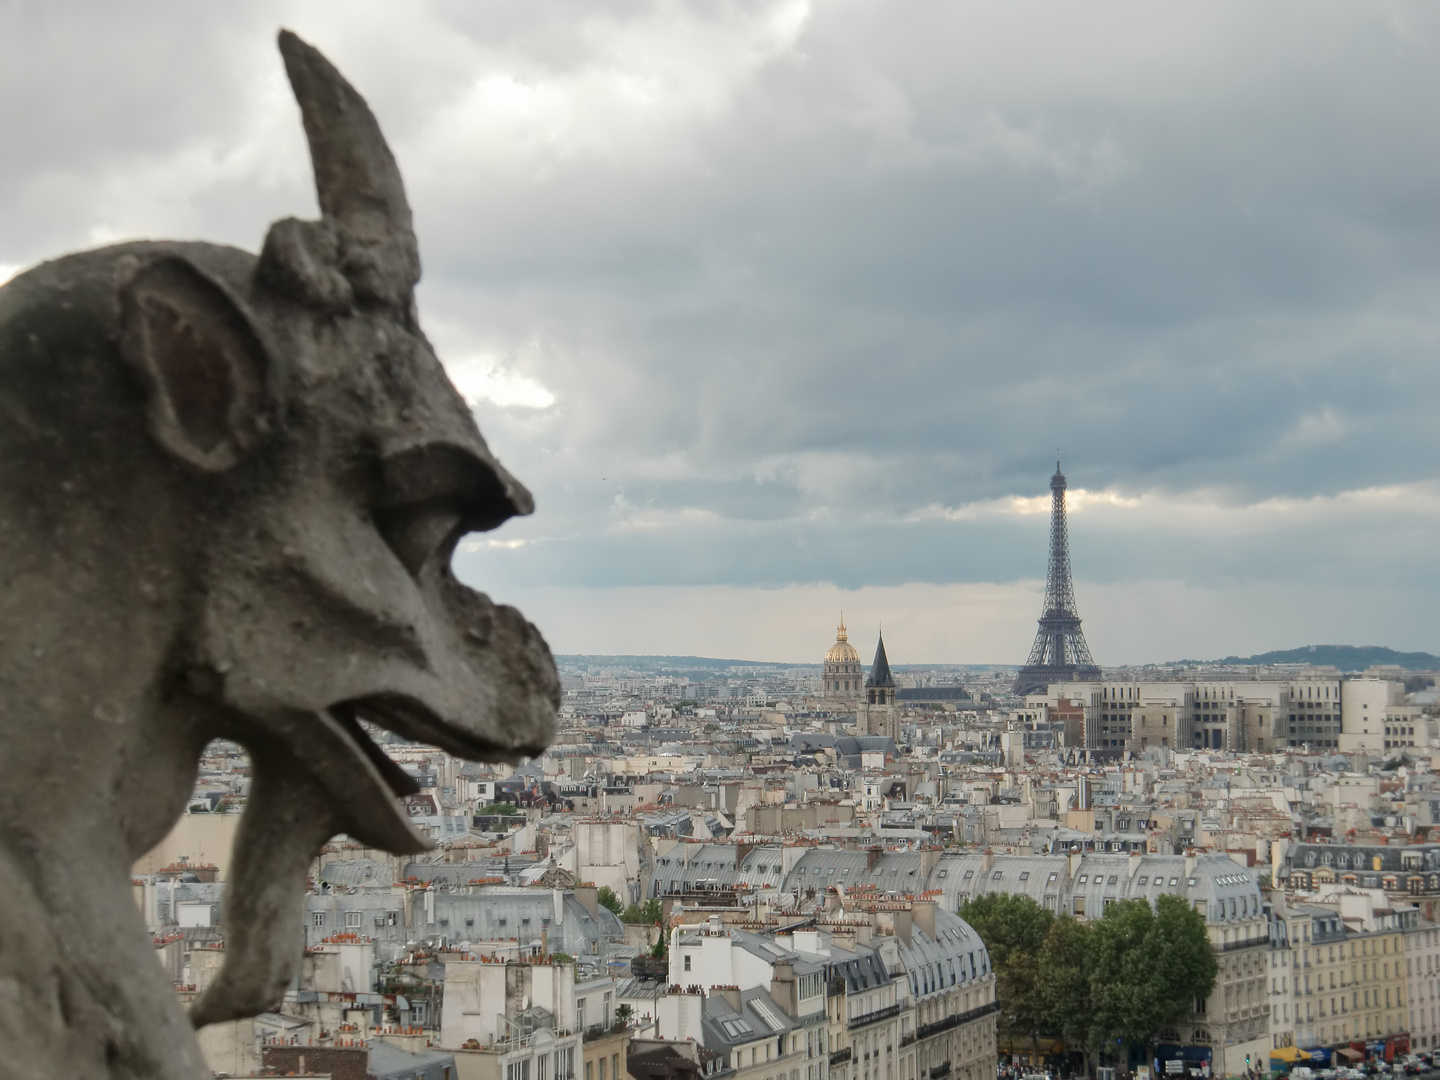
[0,31,559,1079]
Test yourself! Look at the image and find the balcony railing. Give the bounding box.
[848,1004,901,1030]
[829,1049,853,1067]
[1220,938,1267,953]
[915,1001,1000,1042]
[583,1023,630,1043]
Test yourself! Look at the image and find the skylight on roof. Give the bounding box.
[750,999,785,1030]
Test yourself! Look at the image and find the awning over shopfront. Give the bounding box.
[1270,1048,1307,1063]
[1336,1049,1363,1062]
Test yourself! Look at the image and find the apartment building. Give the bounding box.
[1405,918,1440,1051]
[1038,677,1352,754]
[1308,888,1411,1049]
[440,959,582,1080]
[664,900,995,1080]
[1267,901,1352,1050]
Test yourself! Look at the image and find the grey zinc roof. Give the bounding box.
[700,985,798,1060]
[1285,841,1440,876]
[650,843,788,897]
[896,906,991,1001]
[319,858,393,887]
[784,849,926,894]
[366,1041,457,1080]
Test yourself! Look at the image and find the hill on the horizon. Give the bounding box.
[1200,645,1440,671]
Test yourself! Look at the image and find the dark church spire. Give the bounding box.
[866,631,895,689]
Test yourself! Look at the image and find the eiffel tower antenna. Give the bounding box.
[1013,460,1100,696]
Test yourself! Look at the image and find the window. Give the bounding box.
[312,912,325,927]
[937,869,947,878]
[1107,875,1118,885]
[992,871,1002,880]
[345,911,362,928]
[963,870,973,880]
[1078,875,1088,884]
[599,1058,607,1080]
[1018,872,1029,882]
[1137,877,1148,886]
[684,954,692,971]
[1169,878,1180,886]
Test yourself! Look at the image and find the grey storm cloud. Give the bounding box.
[5,1,1440,656]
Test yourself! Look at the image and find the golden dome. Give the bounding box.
[825,618,860,664]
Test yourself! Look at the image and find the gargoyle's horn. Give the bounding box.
[277,29,420,308]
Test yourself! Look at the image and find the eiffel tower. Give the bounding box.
[1013,462,1101,696]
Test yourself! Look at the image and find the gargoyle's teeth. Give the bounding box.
[326,703,420,798]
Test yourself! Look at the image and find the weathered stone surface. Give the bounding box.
[0,30,558,1077]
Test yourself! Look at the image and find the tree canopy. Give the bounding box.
[960,891,1218,1060]
[596,886,624,915]
[621,899,664,925]
[958,893,1055,1045]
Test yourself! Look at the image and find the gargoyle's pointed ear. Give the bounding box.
[119,257,271,472]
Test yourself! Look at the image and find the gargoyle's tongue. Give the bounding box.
[189,753,335,1027]
[188,723,429,1028]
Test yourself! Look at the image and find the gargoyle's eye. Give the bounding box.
[375,501,464,578]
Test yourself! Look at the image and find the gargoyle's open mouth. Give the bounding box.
[327,693,541,803]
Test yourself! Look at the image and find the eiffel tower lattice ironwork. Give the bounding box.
[1013,462,1101,696]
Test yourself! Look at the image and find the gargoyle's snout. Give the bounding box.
[327,585,561,797]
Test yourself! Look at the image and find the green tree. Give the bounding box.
[1085,896,1218,1063]
[597,886,624,916]
[621,899,664,925]
[1035,916,1092,1055]
[959,893,1055,1048]
[478,802,518,815]
[550,952,575,965]
[1144,894,1219,1044]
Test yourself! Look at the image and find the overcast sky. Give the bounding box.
[6,2,1440,664]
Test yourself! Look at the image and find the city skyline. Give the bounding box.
[5,4,1440,661]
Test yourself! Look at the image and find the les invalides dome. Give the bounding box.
[823,616,863,699]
